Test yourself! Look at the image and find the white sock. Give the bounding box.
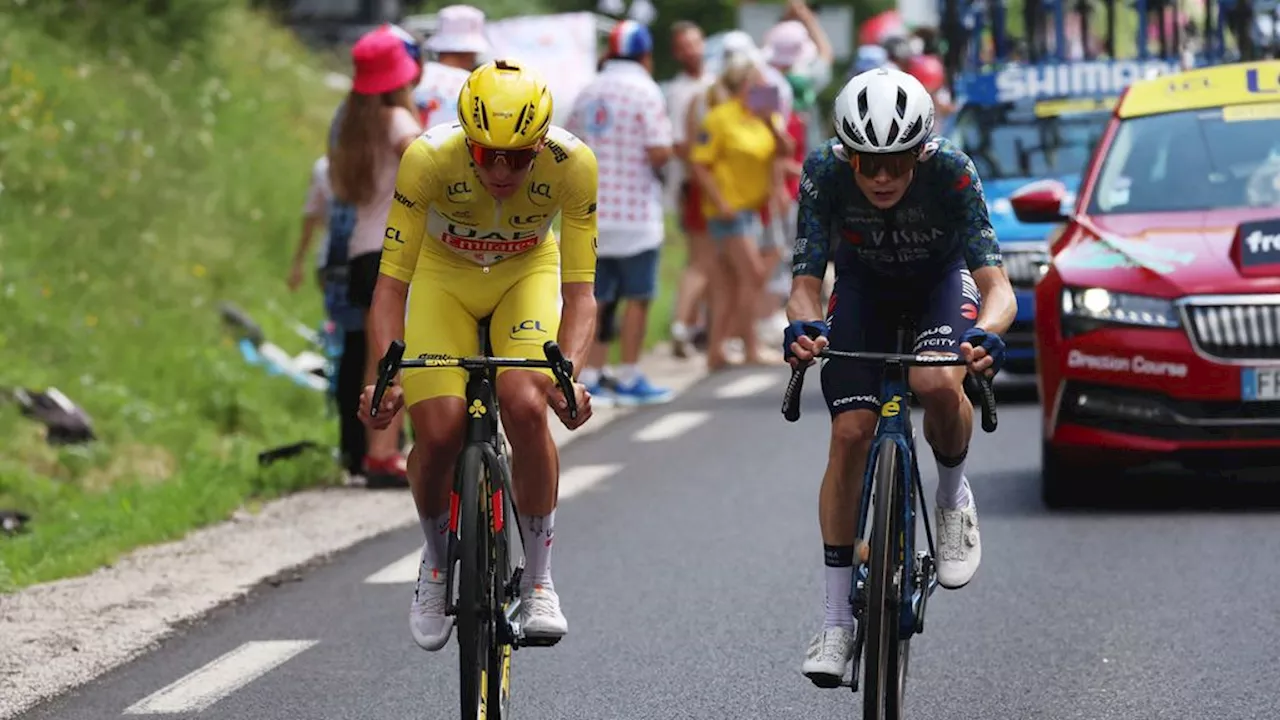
[519,510,555,592]
[579,367,601,387]
[824,565,855,631]
[935,451,972,510]
[671,321,690,342]
[616,363,639,386]
[822,544,855,631]
[420,513,450,573]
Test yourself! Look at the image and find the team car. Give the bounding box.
[1012,59,1280,506]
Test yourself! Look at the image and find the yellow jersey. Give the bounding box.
[380,123,600,285]
[690,99,779,218]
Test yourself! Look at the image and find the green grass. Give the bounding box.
[0,4,346,591]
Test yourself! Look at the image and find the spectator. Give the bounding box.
[287,155,368,481]
[690,51,790,370]
[566,20,674,405]
[415,5,490,130]
[664,20,716,360]
[760,3,835,336]
[329,27,423,487]
[386,24,429,124]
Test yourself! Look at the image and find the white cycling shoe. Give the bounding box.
[409,544,454,652]
[518,584,568,641]
[936,495,982,589]
[801,626,856,688]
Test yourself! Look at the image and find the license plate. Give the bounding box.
[1242,367,1280,401]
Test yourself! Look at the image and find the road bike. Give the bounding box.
[781,315,999,720]
[370,321,578,720]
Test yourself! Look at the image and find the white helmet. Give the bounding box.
[833,67,935,154]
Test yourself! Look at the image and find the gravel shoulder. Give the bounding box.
[0,350,707,720]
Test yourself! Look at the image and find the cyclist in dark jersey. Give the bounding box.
[784,67,1017,687]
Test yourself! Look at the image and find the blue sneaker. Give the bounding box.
[611,374,673,406]
[584,381,616,408]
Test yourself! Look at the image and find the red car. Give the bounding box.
[1011,59,1280,506]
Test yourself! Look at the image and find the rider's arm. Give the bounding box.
[946,150,1017,336]
[786,149,832,323]
[371,138,435,363]
[556,142,601,379]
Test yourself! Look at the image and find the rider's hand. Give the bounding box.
[358,383,404,429]
[784,320,830,367]
[546,380,592,431]
[959,327,1006,378]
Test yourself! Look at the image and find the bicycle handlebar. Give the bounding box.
[370,339,579,420]
[780,348,999,433]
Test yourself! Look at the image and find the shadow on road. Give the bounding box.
[979,467,1280,518]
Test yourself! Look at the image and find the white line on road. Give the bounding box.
[715,372,777,399]
[634,411,710,442]
[363,463,624,584]
[123,640,317,714]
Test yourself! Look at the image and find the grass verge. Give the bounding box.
[0,4,344,591]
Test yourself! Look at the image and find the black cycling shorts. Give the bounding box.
[821,260,982,417]
[347,250,381,311]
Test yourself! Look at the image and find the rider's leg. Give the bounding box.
[802,278,896,686]
[491,266,569,640]
[912,264,984,589]
[399,279,478,652]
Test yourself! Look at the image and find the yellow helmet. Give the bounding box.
[456,59,554,150]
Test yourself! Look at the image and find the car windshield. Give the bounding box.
[1088,106,1280,215]
[949,99,1110,180]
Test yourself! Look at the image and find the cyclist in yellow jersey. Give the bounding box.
[358,60,599,652]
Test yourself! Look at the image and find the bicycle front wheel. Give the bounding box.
[863,437,909,720]
[455,445,491,720]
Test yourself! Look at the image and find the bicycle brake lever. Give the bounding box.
[370,340,405,418]
[542,341,578,420]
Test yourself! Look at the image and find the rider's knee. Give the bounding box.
[408,398,466,455]
[830,410,876,464]
[496,372,549,438]
[909,367,966,413]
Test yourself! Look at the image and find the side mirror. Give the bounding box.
[1010,179,1070,224]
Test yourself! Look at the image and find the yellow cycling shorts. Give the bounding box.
[400,241,562,407]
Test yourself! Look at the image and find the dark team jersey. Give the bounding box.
[792,135,1003,280]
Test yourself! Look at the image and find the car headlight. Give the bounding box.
[1061,287,1181,334]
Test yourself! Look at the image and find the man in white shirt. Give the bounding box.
[566,20,674,406]
[414,5,490,130]
[663,20,716,359]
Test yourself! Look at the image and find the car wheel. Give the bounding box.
[1041,442,1086,509]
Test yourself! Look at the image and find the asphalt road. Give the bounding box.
[20,367,1280,720]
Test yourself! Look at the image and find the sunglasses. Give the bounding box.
[468,140,540,171]
[847,146,919,179]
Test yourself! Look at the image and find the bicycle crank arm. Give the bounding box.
[912,554,938,634]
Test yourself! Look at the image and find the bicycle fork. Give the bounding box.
[845,433,942,692]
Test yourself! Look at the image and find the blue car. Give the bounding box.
[940,59,1184,376]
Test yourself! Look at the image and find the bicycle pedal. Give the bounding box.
[518,634,562,648]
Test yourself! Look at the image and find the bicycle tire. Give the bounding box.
[456,445,490,720]
[485,443,516,720]
[863,437,908,720]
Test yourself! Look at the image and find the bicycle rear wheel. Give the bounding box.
[863,437,909,720]
[456,445,491,720]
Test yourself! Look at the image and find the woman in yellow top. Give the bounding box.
[690,51,793,370]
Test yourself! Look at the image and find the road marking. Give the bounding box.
[124,640,317,714]
[715,372,777,399]
[634,411,710,442]
[363,463,624,584]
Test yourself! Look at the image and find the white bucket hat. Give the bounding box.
[764,20,816,69]
[424,5,490,55]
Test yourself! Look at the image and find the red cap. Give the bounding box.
[351,28,421,95]
[906,54,945,93]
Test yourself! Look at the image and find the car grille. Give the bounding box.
[1002,247,1049,288]
[1180,295,1280,362]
